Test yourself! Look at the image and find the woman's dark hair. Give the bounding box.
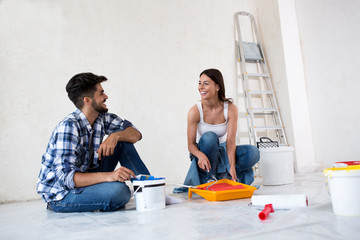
[66,72,107,109]
[200,68,233,102]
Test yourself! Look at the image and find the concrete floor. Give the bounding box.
[1,172,359,240]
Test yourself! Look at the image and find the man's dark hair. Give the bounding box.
[66,72,107,109]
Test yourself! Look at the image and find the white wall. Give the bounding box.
[294,0,360,168]
[0,0,256,202]
[2,0,358,203]
[255,0,318,172]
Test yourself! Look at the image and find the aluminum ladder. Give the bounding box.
[234,11,288,146]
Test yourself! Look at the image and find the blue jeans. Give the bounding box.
[174,131,259,193]
[48,142,150,212]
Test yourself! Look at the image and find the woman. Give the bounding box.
[174,69,259,193]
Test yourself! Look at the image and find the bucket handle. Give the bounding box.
[133,183,145,196]
[259,137,274,143]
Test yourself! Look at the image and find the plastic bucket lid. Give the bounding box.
[132,178,166,187]
[323,165,360,178]
[332,161,360,167]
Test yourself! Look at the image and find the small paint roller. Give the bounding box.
[251,194,308,210]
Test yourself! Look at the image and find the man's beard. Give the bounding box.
[92,100,108,113]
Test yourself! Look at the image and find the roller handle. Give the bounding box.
[259,204,274,220]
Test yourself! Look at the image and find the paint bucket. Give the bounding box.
[259,146,294,185]
[132,178,166,212]
[323,165,360,216]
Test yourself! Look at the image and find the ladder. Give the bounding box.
[234,11,288,146]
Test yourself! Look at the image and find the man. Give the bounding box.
[37,72,150,212]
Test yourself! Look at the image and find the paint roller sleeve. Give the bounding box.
[251,194,308,209]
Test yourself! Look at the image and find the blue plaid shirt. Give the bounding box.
[37,109,139,202]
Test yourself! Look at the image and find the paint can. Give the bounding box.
[132,178,166,212]
[323,165,360,216]
[259,146,294,185]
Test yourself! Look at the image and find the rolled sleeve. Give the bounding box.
[120,119,142,140]
[103,113,142,139]
[53,122,80,190]
[64,169,76,190]
[121,119,132,129]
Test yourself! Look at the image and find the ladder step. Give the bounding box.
[253,112,275,116]
[250,108,278,112]
[253,125,283,130]
[246,73,269,78]
[248,90,274,95]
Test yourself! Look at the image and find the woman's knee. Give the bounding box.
[236,145,260,168]
[199,131,219,147]
[247,145,260,164]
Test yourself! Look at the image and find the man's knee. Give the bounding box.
[93,182,131,211]
[107,182,131,209]
[116,141,135,150]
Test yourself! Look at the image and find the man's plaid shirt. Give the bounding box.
[36,109,138,202]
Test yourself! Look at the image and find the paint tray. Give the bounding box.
[188,179,257,201]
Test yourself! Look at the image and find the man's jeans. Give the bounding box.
[48,142,150,212]
[174,131,260,193]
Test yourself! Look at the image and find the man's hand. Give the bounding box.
[97,127,141,160]
[97,134,118,160]
[107,167,136,182]
[74,167,136,187]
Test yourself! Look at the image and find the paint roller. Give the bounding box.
[251,194,308,219]
[251,194,308,209]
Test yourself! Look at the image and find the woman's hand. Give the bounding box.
[229,166,237,181]
[198,154,211,172]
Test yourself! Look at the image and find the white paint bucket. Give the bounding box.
[132,178,166,212]
[323,165,360,216]
[259,146,294,185]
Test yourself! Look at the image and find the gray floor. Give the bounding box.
[1,173,359,240]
